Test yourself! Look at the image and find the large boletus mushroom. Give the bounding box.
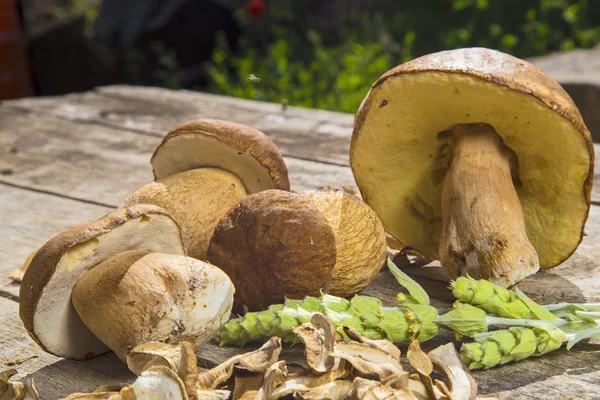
[351,48,593,286]
[207,189,387,311]
[19,204,234,361]
[207,190,337,312]
[124,119,290,260]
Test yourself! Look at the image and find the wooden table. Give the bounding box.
[1,86,599,399]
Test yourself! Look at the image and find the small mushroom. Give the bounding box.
[350,47,593,286]
[207,190,337,312]
[19,205,233,361]
[303,189,387,298]
[124,119,290,260]
[72,251,234,361]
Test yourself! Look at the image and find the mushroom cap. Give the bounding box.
[19,204,186,360]
[303,190,387,297]
[350,47,594,269]
[206,190,336,312]
[72,251,234,361]
[151,119,290,193]
[123,168,247,260]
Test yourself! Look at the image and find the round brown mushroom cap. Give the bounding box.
[123,168,247,260]
[303,189,387,298]
[207,190,336,312]
[19,204,186,360]
[351,47,594,269]
[151,119,290,193]
[72,251,234,361]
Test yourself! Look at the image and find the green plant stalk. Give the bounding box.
[461,324,567,369]
[217,294,440,346]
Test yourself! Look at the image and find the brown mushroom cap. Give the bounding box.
[123,168,247,260]
[19,204,186,360]
[351,47,593,269]
[303,190,387,298]
[206,190,336,312]
[151,119,290,193]
[72,251,234,361]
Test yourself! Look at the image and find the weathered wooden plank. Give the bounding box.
[5,86,600,204]
[0,184,112,298]
[2,87,353,166]
[0,108,355,208]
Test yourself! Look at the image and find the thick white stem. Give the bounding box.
[439,123,539,287]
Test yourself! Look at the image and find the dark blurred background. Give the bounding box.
[2,0,599,112]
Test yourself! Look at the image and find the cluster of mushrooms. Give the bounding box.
[12,47,594,398]
[18,118,388,362]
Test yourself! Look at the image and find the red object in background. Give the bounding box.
[248,0,265,17]
[0,0,34,99]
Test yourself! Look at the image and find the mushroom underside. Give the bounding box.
[351,71,591,272]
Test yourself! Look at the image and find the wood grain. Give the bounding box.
[0,108,355,208]
[0,86,599,399]
[5,85,600,203]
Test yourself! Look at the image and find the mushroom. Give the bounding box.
[206,190,337,312]
[303,189,387,298]
[207,189,387,311]
[124,119,290,260]
[350,47,593,286]
[19,204,234,361]
[71,251,234,361]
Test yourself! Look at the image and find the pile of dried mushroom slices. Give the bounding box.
[6,314,500,400]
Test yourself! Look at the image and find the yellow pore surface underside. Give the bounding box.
[351,71,591,268]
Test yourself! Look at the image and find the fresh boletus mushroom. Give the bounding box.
[207,190,337,312]
[303,189,387,298]
[19,204,234,361]
[350,47,593,287]
[123,119,290,260]
[72,251,234,361]
[207,189,387,311]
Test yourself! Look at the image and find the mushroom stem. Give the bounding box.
[438,123,539,286]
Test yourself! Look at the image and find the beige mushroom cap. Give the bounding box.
[303,190,387,298]
[123,168,247,260]
[207,190,336,312]
[72,251,234,361]
[151,119,290,193]
[19,205,186,360]
[351,47,594,269]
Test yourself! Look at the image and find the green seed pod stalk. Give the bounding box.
[217,294,439,346]
[460,324,566,369]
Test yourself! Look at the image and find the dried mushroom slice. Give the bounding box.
[130,367,188,400]
[254,361,288,400]
[196,337,282,390]
[428,343,477,400]
[293,380,353,400]
[1,370,39,400]
[351,47,593,286]
[19,205,186,360]
[128,342,198,397]
[331,341,403,380]
[291,314,337,374]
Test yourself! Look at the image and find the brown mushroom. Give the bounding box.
[303,189,387,297]
[350,47,593,286]
[19,205,234,361]
[124,119,290,260]
[206,190,337,312]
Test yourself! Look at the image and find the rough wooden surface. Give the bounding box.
[1,86,599,400]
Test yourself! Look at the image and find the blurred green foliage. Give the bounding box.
[207,0,600,113]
